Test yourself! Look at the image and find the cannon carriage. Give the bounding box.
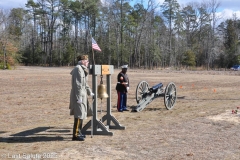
[132,81,177,112]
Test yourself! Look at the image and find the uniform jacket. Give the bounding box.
[69,64,92,119]
[116,72,129,92]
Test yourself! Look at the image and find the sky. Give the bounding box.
[0,0,239,20]
[172,0,240,20]
[134,0,240,20]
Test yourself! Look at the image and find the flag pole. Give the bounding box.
[88,32,94,65]
[92,47,95,65]
[89,32,94,138]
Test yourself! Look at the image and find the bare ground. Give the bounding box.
[0,66,240,160]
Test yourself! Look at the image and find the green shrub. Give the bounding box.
[182,50,196,67]
[6,63,12,70]
[0,62,12,70]
[0,62,4,69]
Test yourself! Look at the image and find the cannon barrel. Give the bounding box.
[149,83,163,93]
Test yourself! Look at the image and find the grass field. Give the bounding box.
[0,66,240,160]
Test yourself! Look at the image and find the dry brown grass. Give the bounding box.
[0,66,240,160]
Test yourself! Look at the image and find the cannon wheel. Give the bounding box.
[136,81,149,104]
[164,82,177,110]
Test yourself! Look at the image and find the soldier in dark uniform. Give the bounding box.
[116,64,129,112]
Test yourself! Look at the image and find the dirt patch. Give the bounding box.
[207,110,240,124]
[0,66,240,160]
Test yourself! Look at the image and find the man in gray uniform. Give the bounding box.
[69,55,94,141]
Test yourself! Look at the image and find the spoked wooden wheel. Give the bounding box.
[136,81,149,104]
[164,82,177,110]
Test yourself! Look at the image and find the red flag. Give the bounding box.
[92,37,101,52]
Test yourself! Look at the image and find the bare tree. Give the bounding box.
[161,0,180,66]
[207,0,221,69]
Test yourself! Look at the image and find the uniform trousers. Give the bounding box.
[117,91,127,111]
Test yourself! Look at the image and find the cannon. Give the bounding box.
[131,81,177,112]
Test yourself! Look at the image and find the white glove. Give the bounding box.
[77,97,82,104]
[90,92,95,99]
[127,87,129,90]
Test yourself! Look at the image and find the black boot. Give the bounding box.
[79,119,86,138]
[72,118,85,141]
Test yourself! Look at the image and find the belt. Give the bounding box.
[117,82,128,84]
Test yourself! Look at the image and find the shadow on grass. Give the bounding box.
[0,127,71,143]
[0,131,7,134]
[144,108,166,111]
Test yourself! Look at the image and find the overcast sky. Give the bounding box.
[0,0,239,20]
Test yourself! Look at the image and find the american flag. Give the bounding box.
[92,37,101,52]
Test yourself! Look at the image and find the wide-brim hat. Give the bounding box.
[77,55,88,61]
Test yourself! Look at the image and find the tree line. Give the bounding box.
[0,0,240,69]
